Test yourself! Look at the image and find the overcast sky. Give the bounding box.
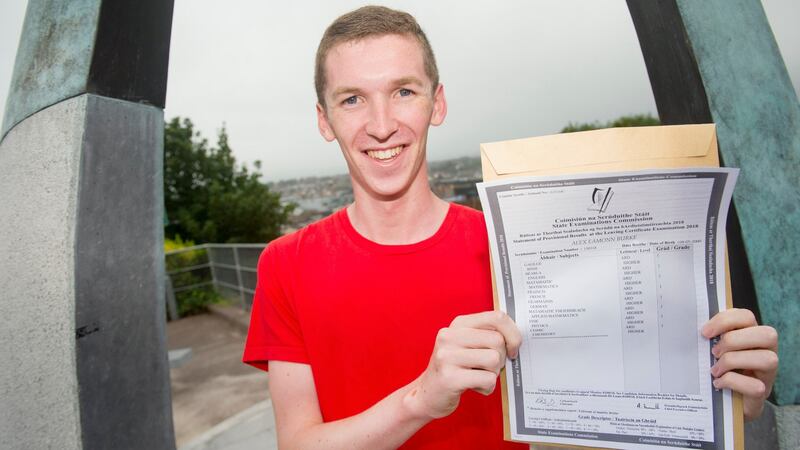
[1,1,798,181]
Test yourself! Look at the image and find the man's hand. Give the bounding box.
[702,308,778,421]
[405,311,522,419]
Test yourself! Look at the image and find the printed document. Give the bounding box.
[478,168,738,450]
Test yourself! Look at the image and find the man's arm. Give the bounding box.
[270,361,427,449]
[269,311,522,449]
[702,308,779,420]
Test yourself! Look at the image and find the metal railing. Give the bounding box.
[165,243,266,319]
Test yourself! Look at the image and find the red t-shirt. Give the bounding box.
[244,203,526,449]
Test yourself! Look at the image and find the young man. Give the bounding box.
[244,6,778,449]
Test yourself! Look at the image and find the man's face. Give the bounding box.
[317,33,447,200]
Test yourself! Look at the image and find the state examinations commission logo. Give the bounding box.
[588,187,613,214]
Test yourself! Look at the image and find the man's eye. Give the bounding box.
[399,88,413,97]
[343,96,358,105]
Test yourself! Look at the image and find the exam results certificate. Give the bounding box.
[477,168,738,450]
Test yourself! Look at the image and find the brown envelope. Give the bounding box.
[480,124,743,450]
[480,123,719,180]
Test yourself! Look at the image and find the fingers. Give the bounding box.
[437,327,506,351]
[427,356,500,393]
[704,312,779,422]
[433,366,497,396]
[436,348,505,374]
[712,325,778,357]
[433,328,507,373]
[464,369,499,396]
[702,308,757,339]
[712,370,769,401]
[450,311,522,358]
[713,369,770,421]
[711,349,779,379]
[714,370,769,421]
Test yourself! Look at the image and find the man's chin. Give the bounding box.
[357,180,415,202]
[349,165,428,202]
[369,186,410,201]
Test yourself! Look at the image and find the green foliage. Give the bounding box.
[561,121,602,133]
[561,113,660,133]
[165,236,222,317]
[175,288,220,317]
[164,117,294,244]
[164,234,199,255]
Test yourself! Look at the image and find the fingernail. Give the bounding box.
[711,346,720,358]
[713,378,721,389]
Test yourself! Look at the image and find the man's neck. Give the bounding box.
[347,181,449,246]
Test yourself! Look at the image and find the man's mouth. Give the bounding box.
[365,146,403,161]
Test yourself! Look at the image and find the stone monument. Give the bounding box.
[0,1,176,448]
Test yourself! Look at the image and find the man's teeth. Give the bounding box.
[366,146,402,160]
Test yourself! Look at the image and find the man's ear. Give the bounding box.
[317,103,336,142]
[430,83,447,127]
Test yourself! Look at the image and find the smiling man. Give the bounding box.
[243,6,778,449]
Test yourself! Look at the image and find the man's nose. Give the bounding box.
[365,99,398,141]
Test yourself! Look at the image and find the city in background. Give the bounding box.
[274,156,483,231]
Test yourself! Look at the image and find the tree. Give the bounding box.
[561,113,660,133]
[164,117,293,243]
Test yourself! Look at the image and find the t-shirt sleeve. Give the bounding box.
[242,241,309,371]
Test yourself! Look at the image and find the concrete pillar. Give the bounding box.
[0,1,175,449]
[627,0,800,447]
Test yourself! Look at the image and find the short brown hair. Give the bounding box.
[314,5,439,108]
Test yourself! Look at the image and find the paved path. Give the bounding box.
[167,311,277,449]
[180,401,277,450]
